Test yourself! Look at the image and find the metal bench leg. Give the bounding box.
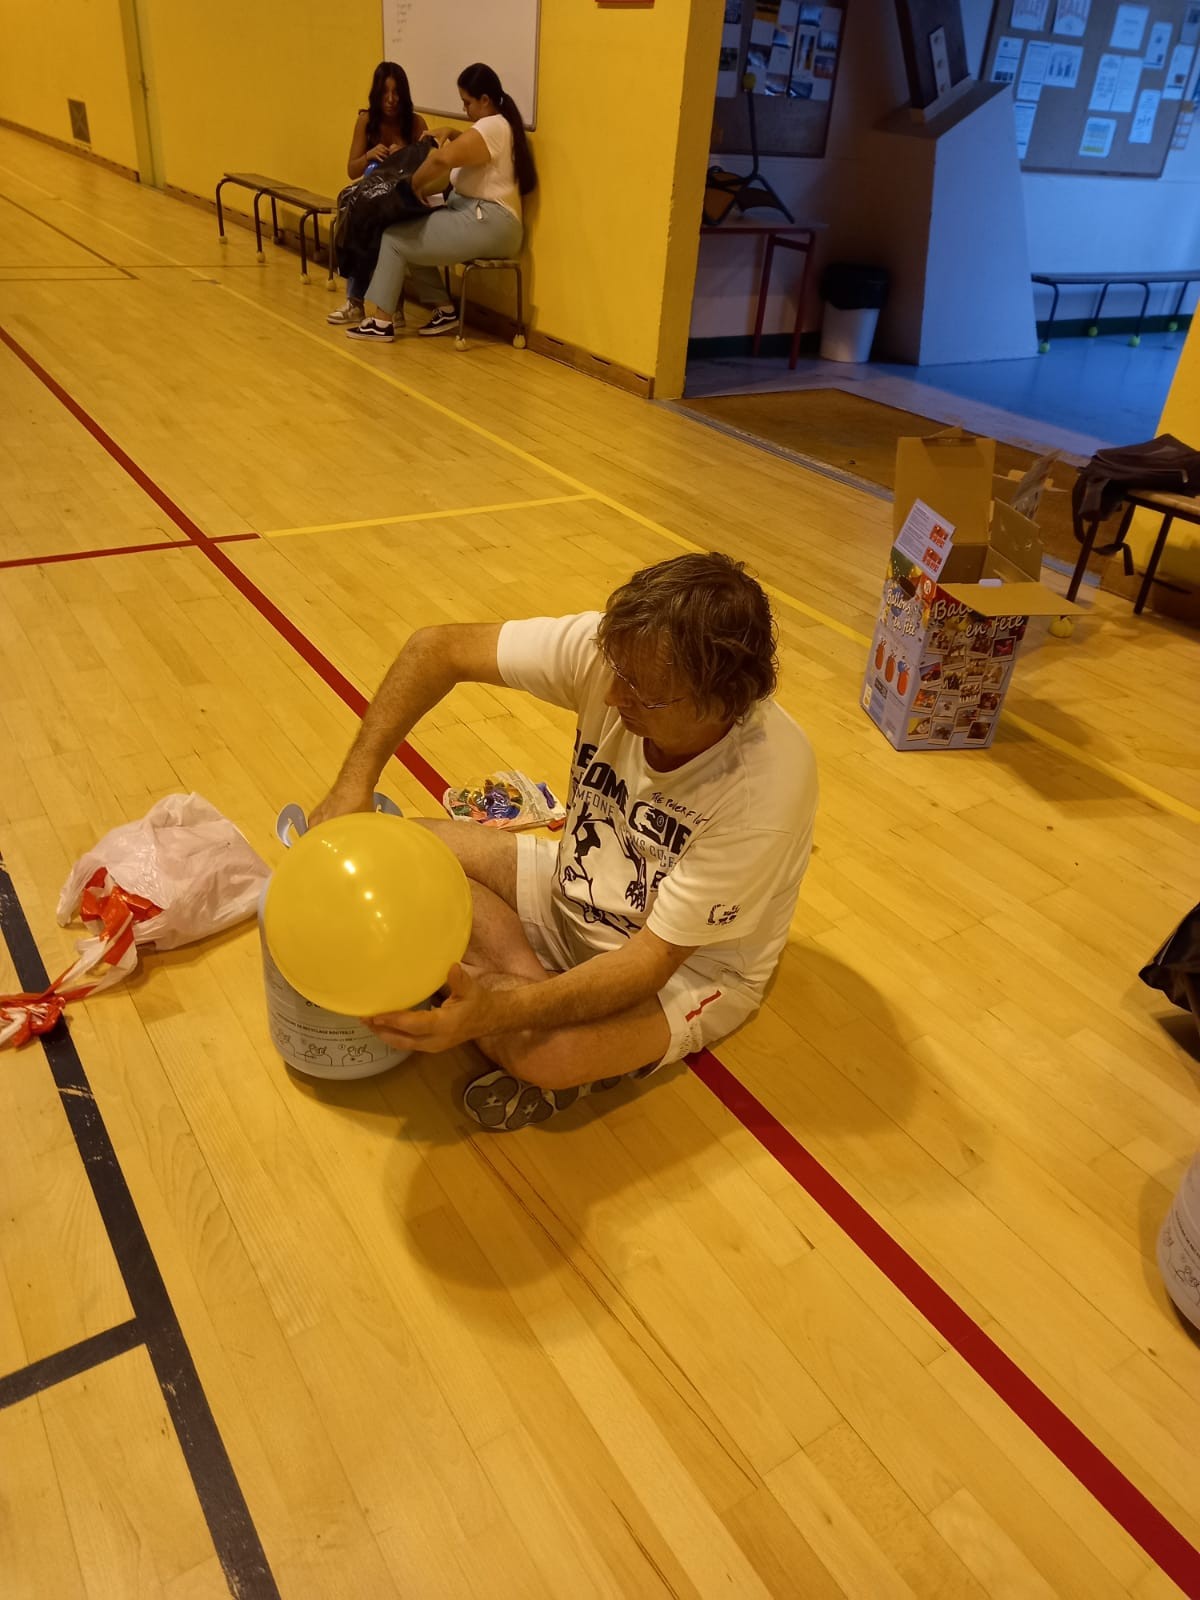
[1088,283,1106,337]
[1039,282,1060,352]
[1130,282,1150,346]
[252,192,266,260]
[270,195,281,244]
[512,264,526,349]
[1168,280,1187,333]
[455,264,474,350]
[215,178,229,242]
[1135,513,1174,615]
[299,212,309,280]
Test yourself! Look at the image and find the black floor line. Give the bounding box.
[0,854,279,1599]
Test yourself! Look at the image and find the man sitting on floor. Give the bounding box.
[310,551,818,1129]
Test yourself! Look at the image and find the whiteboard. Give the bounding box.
[382,0,540,128]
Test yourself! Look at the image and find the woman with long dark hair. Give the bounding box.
[328,62,428,326]
[347,62,538,344]
[348,61,426,180]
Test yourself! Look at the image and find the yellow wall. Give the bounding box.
[1131,316,1200,588]
[0,0,139,170]
[532,0,719,393]
[1,0,715,394]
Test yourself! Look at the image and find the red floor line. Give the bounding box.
[690,1049,1200,1597]
[3,318,1198,1600]
[0,533,258,572]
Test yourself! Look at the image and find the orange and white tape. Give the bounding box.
[0,868,160,1049]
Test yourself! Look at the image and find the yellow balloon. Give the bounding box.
[263,815,473,1017]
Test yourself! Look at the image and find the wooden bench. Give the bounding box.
[215,173,336,283]
[1032,269,1200,351]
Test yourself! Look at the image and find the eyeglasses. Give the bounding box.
[604,654,686,712]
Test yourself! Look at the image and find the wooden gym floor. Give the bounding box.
[1,125,1199,1599]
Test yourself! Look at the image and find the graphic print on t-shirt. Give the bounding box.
[559,733,692,940]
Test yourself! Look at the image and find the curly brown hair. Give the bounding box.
[597,552,778,721]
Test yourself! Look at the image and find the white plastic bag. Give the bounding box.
[57,793,269,950]
[3,795,269,1049]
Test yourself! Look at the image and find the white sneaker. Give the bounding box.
[327,299,364,326]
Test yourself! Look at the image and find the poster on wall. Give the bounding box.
[930,25,953,92]
[1089,51,1123,107]
[1046,43,1084,84]
[1109,2,1150,48]
[1164,40,1196,93]
[1014,100,1039,153]
[1112,53,1143,108]
[1145,19,1174,64]
[1129,86,1161,136]
[1018,39,1053,96]
[1080,113,1118,152]
[1053,0,1091,32]
[1011,0,1050,28]
[992,34,1025,79]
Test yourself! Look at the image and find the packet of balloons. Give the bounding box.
[442,770,566,831]
[0,794,268,1049]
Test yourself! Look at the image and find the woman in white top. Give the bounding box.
[348,62,536,343]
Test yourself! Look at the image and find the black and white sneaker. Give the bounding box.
[418,308,459,337]
[462,1064,659,1131]
[346,317,395,342]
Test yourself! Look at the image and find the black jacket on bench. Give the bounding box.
[1072,434,1200,552]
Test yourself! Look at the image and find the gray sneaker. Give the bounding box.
[326,299,364,325]
[462,1064,659,1130]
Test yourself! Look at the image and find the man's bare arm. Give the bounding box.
[368,927,696,1053]
[312,622,504,824]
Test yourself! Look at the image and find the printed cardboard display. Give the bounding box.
[862,429,1081,751]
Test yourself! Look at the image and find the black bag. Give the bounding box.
[1140,901,1200,1018]
[334,137,437,288]
[1071,434,1200,555]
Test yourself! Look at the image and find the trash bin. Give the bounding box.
[820,263,889,364]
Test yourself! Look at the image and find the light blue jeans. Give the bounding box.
[364,192,523,317]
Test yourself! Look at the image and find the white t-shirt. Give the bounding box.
[497,612,818,1001]
[451,114,521,221]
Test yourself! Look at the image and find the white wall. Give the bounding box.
[690,0,1200,348]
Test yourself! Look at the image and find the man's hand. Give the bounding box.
[367,964,500,1053]
[308,781,376,831]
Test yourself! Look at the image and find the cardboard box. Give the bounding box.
[861,429,1081,751]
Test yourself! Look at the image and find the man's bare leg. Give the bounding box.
[411,817,671,1099]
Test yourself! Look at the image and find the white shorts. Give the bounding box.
[515,835,759,1068]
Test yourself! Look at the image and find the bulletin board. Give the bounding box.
[711,0,849,158]
[982,0,1199,175]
